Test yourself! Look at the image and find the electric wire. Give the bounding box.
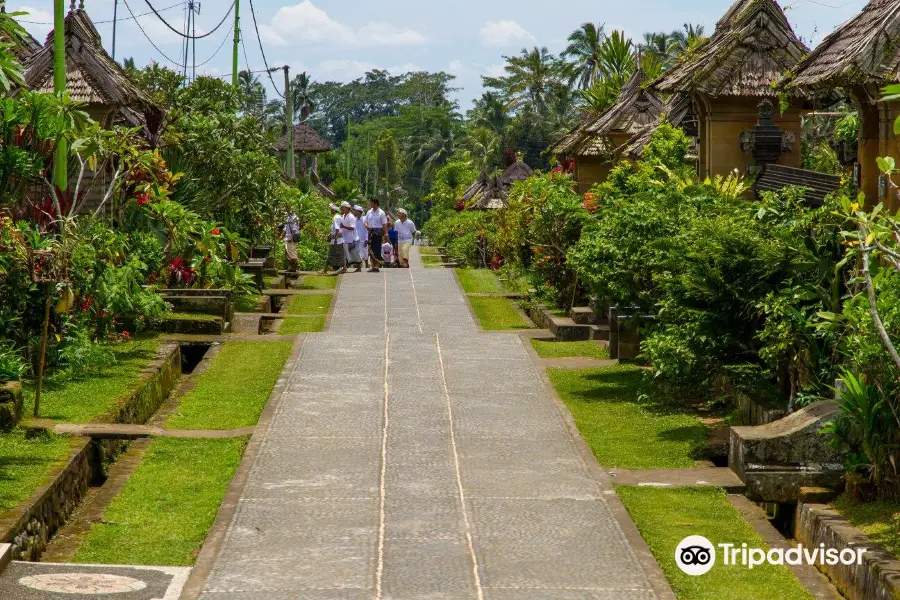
[247,0,283,98]
[121,0,183,67]
[193,20,232,68]
[141,0,234,39]
[17,1,183,25]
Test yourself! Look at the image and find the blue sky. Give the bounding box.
[13,0,868,110]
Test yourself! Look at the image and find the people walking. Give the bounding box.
[394,208,417,269]
[354,205,369,270]
[326,203,346,274]
[282,211,300,272]
[339,201,362,273]
[365,198,389,273]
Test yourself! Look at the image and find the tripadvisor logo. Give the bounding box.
[675,536,867,576]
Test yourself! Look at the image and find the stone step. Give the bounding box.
[608,467,746,493]
[569,306,594,325]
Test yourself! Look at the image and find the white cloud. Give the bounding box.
[479,20,534,48]
[358,22,425,46]
[447,60,467,75]
[272,1,425,47]
[386,63,422,73]
[318,59,379,81]
[259,24,288,47]
[12,5,52,40]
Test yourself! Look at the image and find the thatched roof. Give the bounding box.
[464,158,534,210]
[652,0,808,98]
[276,122,332,153]
[623,93,697,159]
[787,0,900,91]
[24,8,150,107]
[551,69,664,157]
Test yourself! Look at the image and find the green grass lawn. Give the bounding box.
[264,275,283,289]
[278,315,326,334]
[531,340,610,360]
[0,430,71,513]
[422,254,441,268]
[160,312,221,322]
[72,437,246,566]
[618,486,813,600]
[548,365,707,469]
[419,246,439,255]
[832,494,900,557]
[468,296,530,330]
[166,341,292,430]
[456,268,503,293]
[297,274,337,290]
[284,293,332,315]
[24,337,161,423]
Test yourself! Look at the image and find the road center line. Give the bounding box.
[435,332,485,600]
[374,331,390,600]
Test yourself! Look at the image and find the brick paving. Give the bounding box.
[196,248,663,599]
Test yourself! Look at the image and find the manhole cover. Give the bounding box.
[18,573,148,594]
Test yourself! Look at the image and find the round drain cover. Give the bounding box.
[18,572,148,594]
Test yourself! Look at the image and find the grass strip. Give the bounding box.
[548,365,707,469]
[531,340,610,360]
[284,293,332,315]
[264,275,283,289]
[161,312,221,322]
[468,296,530,330]
[279,315,326,334]
[422,254,441,268]
[617,486,813,600]
[233,293,261,313]
[456,268,503,293]
[0,430,71,513]
[831,494,900,557]
[24,337,161,424]
[72,437,247,566]
[297,274,337,290]
[166,341,292,430]
[419,247,439,255]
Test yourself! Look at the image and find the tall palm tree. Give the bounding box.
[238,70,265,116]
[562,22,606,90]
[291,72,316,121]
[597,30,634,83]
[640,32,672,66]
[470,92,508,135]
[486,46,563,114]
[669,23,706,57]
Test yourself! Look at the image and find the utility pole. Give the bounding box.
[53,0,67,190]
[111,0,118,61]
[284,65,294,178]
[231,0,239,87]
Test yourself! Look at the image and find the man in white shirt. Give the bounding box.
[365,198,389,273]
[394,208,417,268]
[339,201,362,274]
[325,203,346,274]
[354,205,369,269]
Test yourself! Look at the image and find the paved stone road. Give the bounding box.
[198,249,660,600]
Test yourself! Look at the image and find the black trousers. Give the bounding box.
[369,232,383,265]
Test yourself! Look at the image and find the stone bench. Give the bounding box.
[159,288,234,322]
[729,401,843,502]
[239,258,266,289]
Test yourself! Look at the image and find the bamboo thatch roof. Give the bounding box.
[652,0,808,98]
[623,93,697,159]
[788,0,900,91]
[276,122,332,153]
[24,8,150,107]
[463,158,534,210]
[551,69,664,157]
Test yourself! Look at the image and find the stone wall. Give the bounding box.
[0,343,182,560]
[795,503,900,600]
[0,382,23,431]
[733,390,788,426]
[0,439,93,561]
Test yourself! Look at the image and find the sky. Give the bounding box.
[11,0,870,111]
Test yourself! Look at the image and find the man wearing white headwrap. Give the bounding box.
[325,203,346,274]
[354,205,369,269]
[339,201,362,273]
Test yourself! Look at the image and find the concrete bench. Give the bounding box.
[239,258,266,289]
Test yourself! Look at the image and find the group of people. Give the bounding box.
[281,198,418,274]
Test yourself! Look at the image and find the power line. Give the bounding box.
[17,1,183,25]
[194,23,232,68]
[121,0,184,67]
[247,0,283,98]
[141,0,234,39]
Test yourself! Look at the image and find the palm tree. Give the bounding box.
[484,46,564,114]
[464,127,500,173]
[597,31,634,83]
[562,22,606,90]
[669,23,706,57]
[238,70,265,116]
[470,92,508,135]
[640,32,672,66]
[291,72,316,121]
